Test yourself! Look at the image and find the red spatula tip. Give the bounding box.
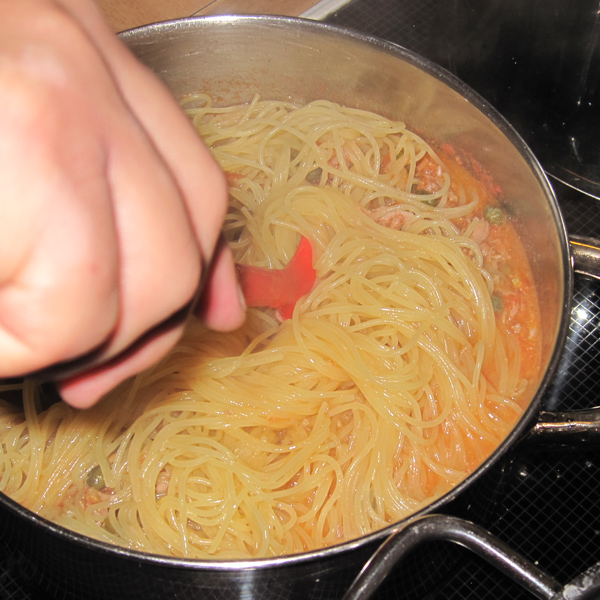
[237,236,316,318]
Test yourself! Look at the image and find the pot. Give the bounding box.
[0,14,598,600]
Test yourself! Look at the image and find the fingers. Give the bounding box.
[57,238,247,409]
[58,0,247,333]
[0,18,120,374]
[56,0,233,267]
[96,110,203,360]
[195,236,247,331]
[0,1,246,407]
[56,306,188,409]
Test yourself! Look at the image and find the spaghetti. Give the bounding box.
[0,96,541,559]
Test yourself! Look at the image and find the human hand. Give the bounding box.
[0,0,245,408]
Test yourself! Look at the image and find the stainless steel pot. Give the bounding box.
[1,14,599,600]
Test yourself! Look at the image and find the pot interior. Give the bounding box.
[121,14,570,421]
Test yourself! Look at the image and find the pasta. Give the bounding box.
[0,96,541,559]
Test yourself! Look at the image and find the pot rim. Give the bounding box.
[0,13,574,572]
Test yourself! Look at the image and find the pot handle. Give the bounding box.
[528,408,600,444]
[341,514,564,600]
[570,234,600,281]
[526,234,600,445]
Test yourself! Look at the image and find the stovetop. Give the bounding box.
[2,1,600,599]
[327,0,600,201]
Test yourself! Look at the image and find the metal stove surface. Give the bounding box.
[2,2,600,599]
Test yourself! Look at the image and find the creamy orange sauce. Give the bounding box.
[442,152,542,385]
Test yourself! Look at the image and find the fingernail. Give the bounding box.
[237,281,247,312]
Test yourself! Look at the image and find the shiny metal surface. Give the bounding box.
[571,236,600,281]
[327,0,600,200]
[530,409,600,444]
[120,14,571,397]
[523,235,600,444]
[121,15,577,551]
[342,514,600,600]
[342,515,563,600]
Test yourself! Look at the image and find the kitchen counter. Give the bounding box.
[94,0,327,32]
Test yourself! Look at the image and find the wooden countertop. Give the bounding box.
[95,0,324,33]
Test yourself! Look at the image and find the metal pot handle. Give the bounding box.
[570,234,600,282]
[341,514,586,600]
[527,234,600,444]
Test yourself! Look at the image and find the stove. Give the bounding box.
[2,1,600,598]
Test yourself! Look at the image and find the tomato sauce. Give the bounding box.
[441,151,542,389]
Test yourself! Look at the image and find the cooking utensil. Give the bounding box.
[237,236,316,319]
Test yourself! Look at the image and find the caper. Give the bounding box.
[484,206,506,225]
[306,167,323,184]
[491,295,503,312]
[86,465,105,490]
